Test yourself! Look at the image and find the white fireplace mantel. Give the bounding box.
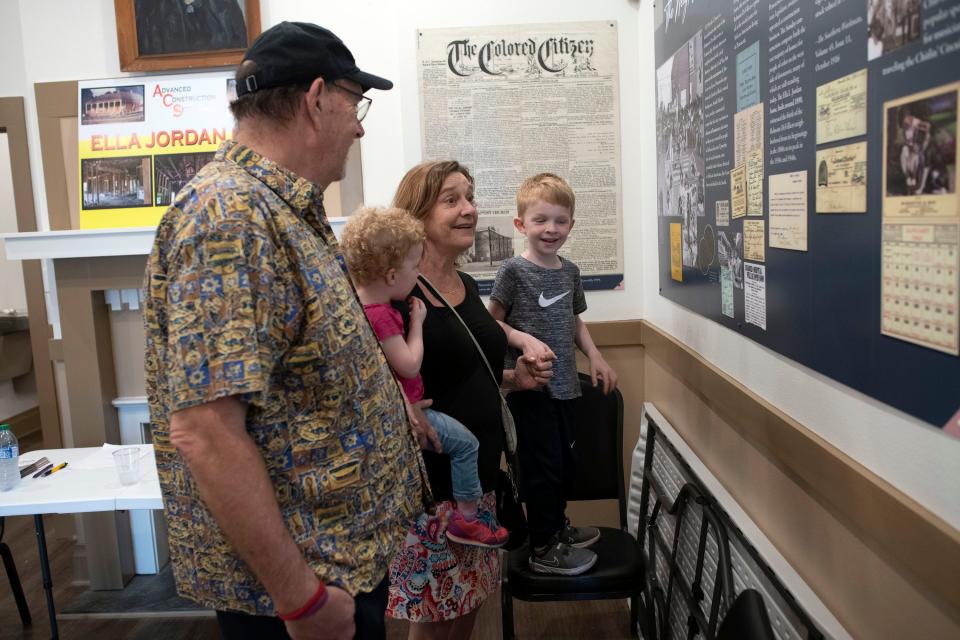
[1,219,349,262]
[0,227,158,261]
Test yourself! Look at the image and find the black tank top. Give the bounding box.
[395,272,507,500]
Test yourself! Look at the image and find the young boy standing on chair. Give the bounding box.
[489,173,618,576]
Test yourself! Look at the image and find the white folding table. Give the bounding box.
[0,445,162,639]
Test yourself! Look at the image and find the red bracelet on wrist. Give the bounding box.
[278,581,328,621]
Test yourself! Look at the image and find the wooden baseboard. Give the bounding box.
[2,406,41,439]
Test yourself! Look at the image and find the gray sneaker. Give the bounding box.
[558,519,601,548]
[529,541,598,576]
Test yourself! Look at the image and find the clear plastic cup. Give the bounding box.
[113,447,141,485]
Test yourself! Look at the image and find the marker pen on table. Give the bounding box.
[45,462,68,476]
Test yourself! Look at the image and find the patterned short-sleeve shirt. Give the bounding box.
[143,140,426,615]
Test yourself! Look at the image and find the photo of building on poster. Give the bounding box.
[461,215,517,275]
[656,30,705,221]
[80,85,145,125]
[154,151,217,206]
[81,156,152,210]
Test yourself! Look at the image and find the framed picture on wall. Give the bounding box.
[114,0,261,72]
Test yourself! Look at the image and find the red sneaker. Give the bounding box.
[446,511,509,548]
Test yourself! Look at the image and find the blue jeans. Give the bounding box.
[423,408,482,503]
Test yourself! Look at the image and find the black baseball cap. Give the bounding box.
[236,21,392,97]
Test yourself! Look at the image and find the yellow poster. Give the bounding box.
[816,68,867,145]
[78,72,235,229]
[670,223,682,281]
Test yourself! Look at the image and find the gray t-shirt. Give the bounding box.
[490,256,587,399]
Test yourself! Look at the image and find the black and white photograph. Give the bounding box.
[867,0,923,61]
[154,152,216,206]
[718,230,744,289]
[462,216,516,273]
[885,88,957,197]
[80,85,145,125]
[656,30,705,220]
[81,156,153,209]
[682,198,698,267]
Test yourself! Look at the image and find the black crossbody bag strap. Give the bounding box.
[417,274,522,500]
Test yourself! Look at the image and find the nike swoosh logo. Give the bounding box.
[538,291,571,307]
[570,440,576,449]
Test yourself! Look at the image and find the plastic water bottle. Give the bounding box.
[0,423,20,491]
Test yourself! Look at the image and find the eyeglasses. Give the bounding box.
[331,82,372,122]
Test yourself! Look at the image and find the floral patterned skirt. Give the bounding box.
[386,492,500,622]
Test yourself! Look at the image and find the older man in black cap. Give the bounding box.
[143,22,432,640]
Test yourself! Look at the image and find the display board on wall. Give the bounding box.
[418,21,624,294]
[654,0,960,431]
[77,72,235,229]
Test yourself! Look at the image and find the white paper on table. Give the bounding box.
[70,444,153,470]
[18,453,52,469]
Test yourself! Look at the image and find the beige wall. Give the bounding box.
[0,120,38,433]
[0,132,27,312]
[109,307,146,398]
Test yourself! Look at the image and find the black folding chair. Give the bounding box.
[717,589,776,640]
[637,416,733,639]
[501,373,654,639]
